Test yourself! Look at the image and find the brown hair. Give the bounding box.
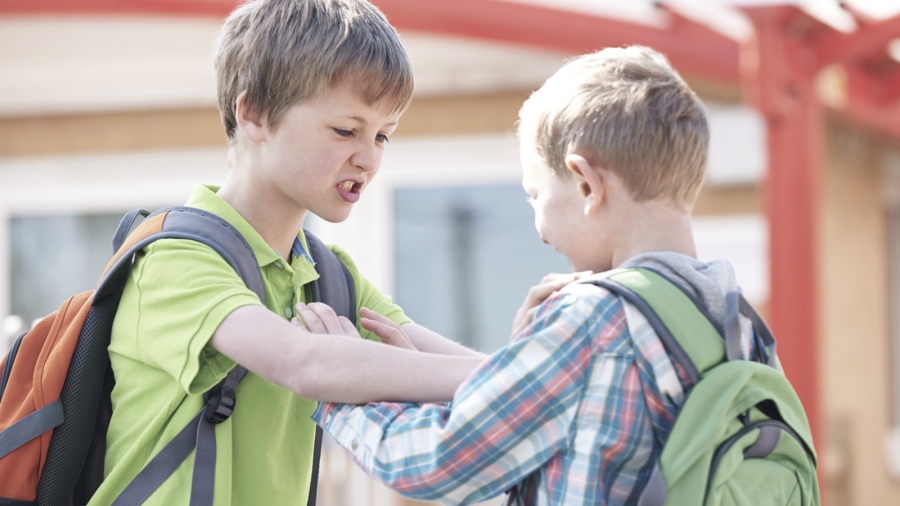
[518,45,709,210]
[215,0,414,141]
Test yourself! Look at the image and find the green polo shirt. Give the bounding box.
[91,184,410,505]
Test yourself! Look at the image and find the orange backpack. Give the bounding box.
[0,207,354,506]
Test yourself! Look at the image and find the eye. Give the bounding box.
[333,128,353,138]
[375,133,390,144]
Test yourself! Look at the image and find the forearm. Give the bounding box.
[295,335,481,403]
[211,305,481,403]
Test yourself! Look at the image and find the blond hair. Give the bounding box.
[215,0,414,141]
[518,46,709,211]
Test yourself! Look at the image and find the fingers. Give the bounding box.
[510,271,592,339]
[527,271,592,305]
[360,319,413,350]
[511,306,538,334]
[295,302,357,336]
[338,314,358,336]
[359,307,399,328]
[359,307,417,351]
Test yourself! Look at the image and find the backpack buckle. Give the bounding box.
[204,385,236,424]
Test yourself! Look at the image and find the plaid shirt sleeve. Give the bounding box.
[312,286,645,505]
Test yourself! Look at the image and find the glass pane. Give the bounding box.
[394,184,569,353]
[10,212,125,325]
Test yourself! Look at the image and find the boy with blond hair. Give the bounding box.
[309,45,756,505]
[88,0,493,504]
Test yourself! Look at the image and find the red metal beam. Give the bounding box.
[376,0,741,85]
[887,69,900,104]
[814,11,900,68]
[841,66,900,137]
[839,1,880,26]
[0,0,742,86]
[740,1,824,467]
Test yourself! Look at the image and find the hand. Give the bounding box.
[511,271,592,339]
[293,302,360,338]
[359,307,417,351]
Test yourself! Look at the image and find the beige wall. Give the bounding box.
[0,108,226,157]
[820,117,900,505]
[0,92,533,158]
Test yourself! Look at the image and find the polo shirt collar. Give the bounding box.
[184,183,314,273]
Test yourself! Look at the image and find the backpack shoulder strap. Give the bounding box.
[588,268,717,506]
[106,207,264,506]
[297,229,356,506]
[109,211,356,506]
[596,268,777,372]
[99,206,266,303]
[590,268,736,506]
[591,267,727,385]
[303,230,357,323]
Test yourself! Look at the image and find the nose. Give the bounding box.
[351,141,380,174]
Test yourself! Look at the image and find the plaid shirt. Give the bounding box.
[313,279,692,505]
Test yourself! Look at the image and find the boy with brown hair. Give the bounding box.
[309,45,756,505]
[88,0,490,504]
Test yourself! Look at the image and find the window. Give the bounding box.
[393,184,569,353]
[10,212,125,326]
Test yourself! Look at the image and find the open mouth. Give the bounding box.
[336,179,363,203]
[338,180,360,193]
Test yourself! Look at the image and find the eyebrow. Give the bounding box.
[346,115,398,128]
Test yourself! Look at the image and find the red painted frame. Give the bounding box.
[0,0,742,85]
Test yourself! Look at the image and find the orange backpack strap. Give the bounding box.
[0,207,266,505]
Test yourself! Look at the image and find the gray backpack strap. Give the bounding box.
[591,268,726,506]
[592,267,782,506]
[99,207,265,302]
[636,463,667,506]
[0,399,64,459]
[303,229,356,321]
[109,207,262,506]
[301,229,357,506]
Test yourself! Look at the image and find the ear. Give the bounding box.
[235,91,266,143]
[565,154,604,216]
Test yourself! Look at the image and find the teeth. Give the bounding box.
[339,181,354,192]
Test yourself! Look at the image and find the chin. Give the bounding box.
[311,208,353,224]
[320,214,352,224]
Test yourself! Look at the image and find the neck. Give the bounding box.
[218,169,306,262]
[609,199,696,269]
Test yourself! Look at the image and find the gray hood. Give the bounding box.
[618,251,754,358]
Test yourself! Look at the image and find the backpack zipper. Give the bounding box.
[705,418,808,501]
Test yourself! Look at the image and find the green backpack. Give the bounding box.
[593,268,820,505]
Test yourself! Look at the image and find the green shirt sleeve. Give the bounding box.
[109,238,263,395]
